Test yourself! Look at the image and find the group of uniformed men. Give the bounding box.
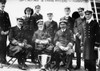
[0,0,100,71]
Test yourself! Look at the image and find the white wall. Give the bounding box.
[5,0,91,26]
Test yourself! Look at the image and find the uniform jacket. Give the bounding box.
[0,10,11,41]
[82,20,99,60]
[9,26,25,45]
[44,20,58,39]
[8,26,32,56]
[23,16,35,44]
[54,29,74,47]
[32,29,51,50]
[33,13,43,31]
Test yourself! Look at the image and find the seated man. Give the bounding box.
[8,17,32,70]
[32,19,53,61]
[54,20,74,70]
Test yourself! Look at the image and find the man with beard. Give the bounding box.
[32,19,53,64]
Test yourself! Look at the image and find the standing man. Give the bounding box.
[74,7,85,70]
[60,7,74,32]
[23,7,35,45]
[44,13,58,44]
[22,7,35,63]
[82,10,99,71]
[0,0,11,67]
[33,5,43,31]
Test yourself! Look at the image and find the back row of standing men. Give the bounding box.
[0,0,100,71]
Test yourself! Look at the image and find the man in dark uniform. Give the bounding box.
[54,20,74,71]
[8,18,32,70]
[0,0,11,67]
[44,13,58,44]
[82,10,99,71]
[74,7,85,70]
[33,5,43,31]
[60,7,74,32]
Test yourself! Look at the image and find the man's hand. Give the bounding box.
[35,39,41,43]
[4,31,9,35]
[1,31,9,35]
[40,40,49,44]
[1,31,5,35]
[18,43,24,47]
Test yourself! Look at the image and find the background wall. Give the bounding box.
[5,0,91,26]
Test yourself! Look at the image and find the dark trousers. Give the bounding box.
[16,51,26,65]
[75,36,81,68]
[0,36,7,63]
[76,52,81,68]
[84,59,96,71]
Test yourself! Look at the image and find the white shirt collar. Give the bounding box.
[61,29,66,32]
[86,17,94,23]
[0,8,4,12]
[65,15,69,18]
[36,13,40,15]
[48,19,52,22]
[80,15,84,19]
[17,25,22,30]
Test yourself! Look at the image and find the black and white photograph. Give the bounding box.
[0,0,100,71]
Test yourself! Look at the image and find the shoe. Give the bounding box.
[0,63,3,68]
[18,64,27,70]
[74,66,80,70]
[24,64,27,67]
[2,62,10,65]
[32,60,38,64]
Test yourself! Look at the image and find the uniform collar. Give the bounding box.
[0,9,4,13]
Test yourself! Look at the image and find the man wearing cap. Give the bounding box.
[8,18,32,70]
[60,7,74,32]
[82,10,100,71]
[32,19,53,63]
[54,20,74,71]
[33,5,43,31]
[74,7,85,70]
[44,13,58,44]
[0,0,11,67]
[22,7,35,63]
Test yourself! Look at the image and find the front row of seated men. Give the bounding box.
[8,17,74,70]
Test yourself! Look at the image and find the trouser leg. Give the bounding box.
[76,52,81,68]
